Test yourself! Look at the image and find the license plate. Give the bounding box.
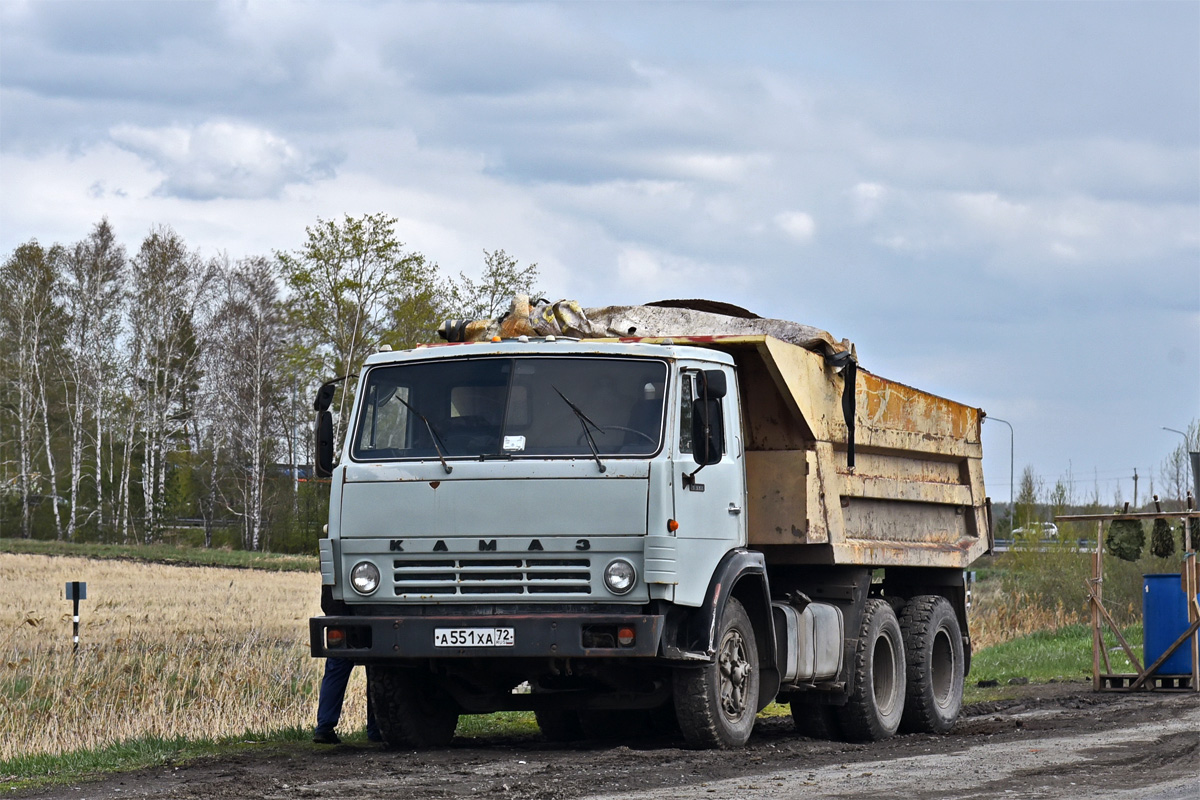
[433,627,515,647]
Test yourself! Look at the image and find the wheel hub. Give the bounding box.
[718,629,750,718]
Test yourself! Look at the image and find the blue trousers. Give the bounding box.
[315,657,379,739]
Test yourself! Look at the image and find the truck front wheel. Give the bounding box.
[898,595,964,734]
[674,597,760,749]
[838,598,906,742]
[367,665,459,748]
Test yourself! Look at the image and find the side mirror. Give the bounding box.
[699,369,727,399]
[315,411,334,478]
[690,398,724,466]
[314,382,337,412]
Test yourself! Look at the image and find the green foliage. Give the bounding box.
[1106,518,1145,562]
[1013,465,1043,529]
[382,256,453,350]
[1150,518,1176,558]
[0,239,68,540]
[451,249,541,319]
[279,213,427,380]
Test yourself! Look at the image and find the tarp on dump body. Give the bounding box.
[437,296,854,358]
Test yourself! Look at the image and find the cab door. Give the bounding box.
[671,365,745,544]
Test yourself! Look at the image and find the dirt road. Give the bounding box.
[15,683,1199,800]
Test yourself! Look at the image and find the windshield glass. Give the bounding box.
[352,356,668,461]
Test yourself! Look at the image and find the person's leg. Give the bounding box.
[314,657,354,742]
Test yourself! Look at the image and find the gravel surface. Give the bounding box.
[14,683,1200,800]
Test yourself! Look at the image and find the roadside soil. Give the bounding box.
[14,682,1200,800]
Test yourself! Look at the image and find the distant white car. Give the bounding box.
[1012,521,1059,538]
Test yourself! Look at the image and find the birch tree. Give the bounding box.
[210,256,285,551]
[0,241,65,538]
[126,227,216,542]
[59,219,125,540]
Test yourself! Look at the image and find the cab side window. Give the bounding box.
[679,372,725,459]
[679,375,694,453]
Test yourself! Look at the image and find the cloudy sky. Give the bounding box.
[2,0,1197,505]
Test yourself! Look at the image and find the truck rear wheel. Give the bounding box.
[838,598,905,742]
[898,595,964,734]
[674,597,760,749]
[367,665,459,748]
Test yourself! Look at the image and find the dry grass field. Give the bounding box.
[970,581,1081,649]
[0,554,370,763]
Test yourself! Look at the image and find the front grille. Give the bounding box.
[393,555,592,597]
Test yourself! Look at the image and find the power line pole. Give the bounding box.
[1133,467,1139,508]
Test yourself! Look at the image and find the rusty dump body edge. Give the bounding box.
[596,333,989,570]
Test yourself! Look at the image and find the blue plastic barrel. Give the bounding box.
[1143,574,1195,675]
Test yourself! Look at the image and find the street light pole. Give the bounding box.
[984,415,1015,527]
[1163,426,1193,501]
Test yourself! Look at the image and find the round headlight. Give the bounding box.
[603,559,637,595]
[350,561,381,595]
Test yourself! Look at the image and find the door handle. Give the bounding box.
[728,503,742,515]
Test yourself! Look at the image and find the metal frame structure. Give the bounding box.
[1056,506,1199,692]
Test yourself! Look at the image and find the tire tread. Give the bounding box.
[838,598,905,742]
[367,666,459,748]
[898,595,964,734]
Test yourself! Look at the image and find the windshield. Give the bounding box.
[352,356,668,461]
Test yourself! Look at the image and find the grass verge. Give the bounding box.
[1,727,311,793]
[963,622,1143,704]
[455,711,541,739]
[0,538,317,572]
[0,715,541,793]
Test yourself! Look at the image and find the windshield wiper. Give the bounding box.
[392,395,453,474]
[552,386,606,474]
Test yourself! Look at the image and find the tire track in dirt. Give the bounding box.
[576,703,1199,800]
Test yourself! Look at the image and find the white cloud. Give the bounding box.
[109,120,327,200]
[653,152,772,183]
[851,182,888,221]
[774,210,816,242]
[614,246,738,299]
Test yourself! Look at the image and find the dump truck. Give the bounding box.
[310,300,990,749]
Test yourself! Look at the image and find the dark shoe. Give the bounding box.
[313,729,341,745]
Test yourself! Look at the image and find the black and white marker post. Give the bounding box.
[65,581,87,655]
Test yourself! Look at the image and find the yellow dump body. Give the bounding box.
[616,334,990,569]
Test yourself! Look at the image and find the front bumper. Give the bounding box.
[310,612,665,660]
